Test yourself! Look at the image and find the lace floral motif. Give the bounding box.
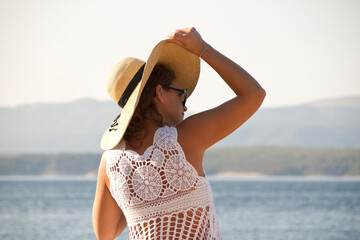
[133,165,162,200]
[106,126,222,240]
[165,155,196,191]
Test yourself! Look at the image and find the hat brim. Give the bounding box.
[101,40,200,150]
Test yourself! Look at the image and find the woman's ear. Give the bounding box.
[154,84,165,104]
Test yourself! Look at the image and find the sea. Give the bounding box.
[0,176,359,240]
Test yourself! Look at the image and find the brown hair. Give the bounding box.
[124,64,175,147]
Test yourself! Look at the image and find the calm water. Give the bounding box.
[0,177,359,240]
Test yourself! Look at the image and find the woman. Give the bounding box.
[93,27,266,240]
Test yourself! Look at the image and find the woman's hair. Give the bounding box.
[124,64,175,147]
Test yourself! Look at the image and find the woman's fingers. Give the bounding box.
[168,28,191,38]
[173,28,189,35]
[167,27,205,56]
[169,32,186,42]
[167,32,185,48]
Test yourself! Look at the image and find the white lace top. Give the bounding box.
[106,126,222,240]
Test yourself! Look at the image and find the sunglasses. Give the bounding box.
[165,86,188,106]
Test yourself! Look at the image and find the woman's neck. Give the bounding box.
[125,118,161,154]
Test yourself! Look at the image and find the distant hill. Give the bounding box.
[215,95,360,149]
[0,98,119,153]
[0,96,359,154]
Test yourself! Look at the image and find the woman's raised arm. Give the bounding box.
[170,27,266,156]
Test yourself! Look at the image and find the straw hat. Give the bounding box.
[100,40,200,150]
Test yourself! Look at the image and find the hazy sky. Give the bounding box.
[0,0,359,111]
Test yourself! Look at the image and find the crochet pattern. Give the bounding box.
[106,126,222,239]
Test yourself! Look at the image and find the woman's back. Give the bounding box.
[106,126,221,239]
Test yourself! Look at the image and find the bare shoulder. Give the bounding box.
[177,123,205,177]
[180,93,264,144]
[177,90,265,171]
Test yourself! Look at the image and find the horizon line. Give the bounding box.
[1,94,360,109]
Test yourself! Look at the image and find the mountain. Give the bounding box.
[0,96,359,154]
[0,98,119,153]
[215,96,360,148]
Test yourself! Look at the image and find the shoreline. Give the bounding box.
[1,173,360,181]
[211,171,360,180]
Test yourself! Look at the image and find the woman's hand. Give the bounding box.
[167,27,207,56]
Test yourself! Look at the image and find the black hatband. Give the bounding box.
[118,63,146,108]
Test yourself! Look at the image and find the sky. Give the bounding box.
[0,0,359,112]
